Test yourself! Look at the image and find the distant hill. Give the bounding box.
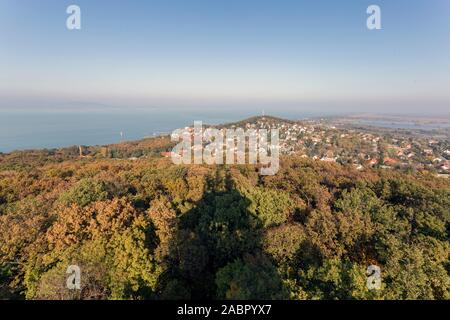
[213,115,297,129]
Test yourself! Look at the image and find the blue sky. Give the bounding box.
[0,0,449,114]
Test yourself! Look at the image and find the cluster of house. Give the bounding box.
[160,117,449,176]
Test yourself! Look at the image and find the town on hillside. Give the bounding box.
[2,115,448,177]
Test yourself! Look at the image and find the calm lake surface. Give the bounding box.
[0,110,243,152]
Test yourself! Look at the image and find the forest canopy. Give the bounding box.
[0,144,449,300]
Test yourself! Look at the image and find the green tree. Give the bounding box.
[215,254,288,300]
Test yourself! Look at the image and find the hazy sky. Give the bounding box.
[1,0,449,114]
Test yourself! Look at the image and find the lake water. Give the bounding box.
[0,110,246,152]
